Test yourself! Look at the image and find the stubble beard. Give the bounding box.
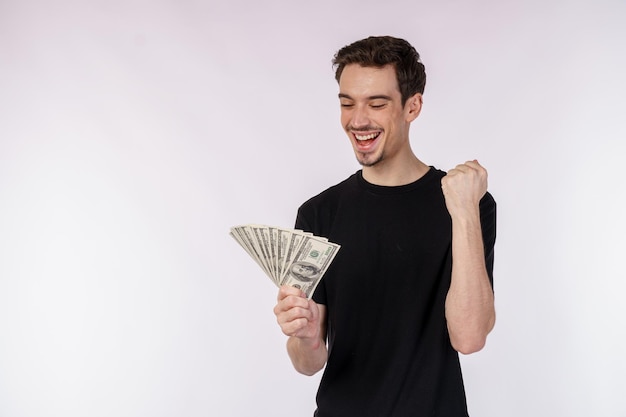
[356,150,384,167]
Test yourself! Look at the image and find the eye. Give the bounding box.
[370,102,387,109]
[340,102,354,108]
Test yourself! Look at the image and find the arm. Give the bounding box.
[273,285,328,375]
[442,160,496,354]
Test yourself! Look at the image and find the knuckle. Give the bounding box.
[292,306,309,319]
[291,296,306,308]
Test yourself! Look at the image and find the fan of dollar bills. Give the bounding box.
[229,224,341,299]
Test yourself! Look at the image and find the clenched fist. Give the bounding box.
[441,160,488,218]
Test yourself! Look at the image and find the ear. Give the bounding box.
[404,93,423,123]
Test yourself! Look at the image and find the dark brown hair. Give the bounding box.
[332,36,426,105]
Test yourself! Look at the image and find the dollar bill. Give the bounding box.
[230,226,272,281]
[230,224,340,298]
[279,235,340,298]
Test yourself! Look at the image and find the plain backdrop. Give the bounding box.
[1,0,625,416]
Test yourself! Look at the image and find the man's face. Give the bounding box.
[338,64,417,168]
[293,264,316,278]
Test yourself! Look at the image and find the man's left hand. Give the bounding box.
[441,160,488,218]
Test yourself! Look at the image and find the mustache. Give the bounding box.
[346,126,382,132]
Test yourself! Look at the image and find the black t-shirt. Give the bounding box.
[295,168,496,417]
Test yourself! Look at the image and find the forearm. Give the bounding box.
[446,210,495,354]
[287,335,328,376]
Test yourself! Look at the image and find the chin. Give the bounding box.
[356,153,383,167]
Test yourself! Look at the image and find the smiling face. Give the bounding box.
[338,64,422,169]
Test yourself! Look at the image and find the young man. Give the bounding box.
[273,36,496,417]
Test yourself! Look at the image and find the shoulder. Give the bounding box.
[421,166,447,187]
[429,166,447,179]
[299,172,359,212]
[295,172,359,232]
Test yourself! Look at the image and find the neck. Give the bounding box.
[362,153,429,186]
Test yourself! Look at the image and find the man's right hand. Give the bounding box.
[273,285,322,341]
[274,285,328,375]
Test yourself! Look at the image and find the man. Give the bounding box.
[273,36,496,417]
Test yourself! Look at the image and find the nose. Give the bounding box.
[350,105,370,129]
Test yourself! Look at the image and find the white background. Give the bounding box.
[1,1,625,416]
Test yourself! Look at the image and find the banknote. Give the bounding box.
[230,224,340,299]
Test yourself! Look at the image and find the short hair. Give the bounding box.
[332,36,426,105]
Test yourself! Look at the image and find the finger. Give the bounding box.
[449,161,486,178]
[446,164,468,177]
[281,317,310,337]
[274,296,309,317]
[281,306,314,324]
[278,306,313,329]
[453,163,473,173]
[465,159,488,172]
[277,285,305,301]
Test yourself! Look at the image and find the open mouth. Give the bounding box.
[355,132,380,141]
[353,131,381,148]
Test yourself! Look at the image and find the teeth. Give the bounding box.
[355,133,379,141]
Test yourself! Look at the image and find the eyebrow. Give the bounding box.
[338,93,393,101]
